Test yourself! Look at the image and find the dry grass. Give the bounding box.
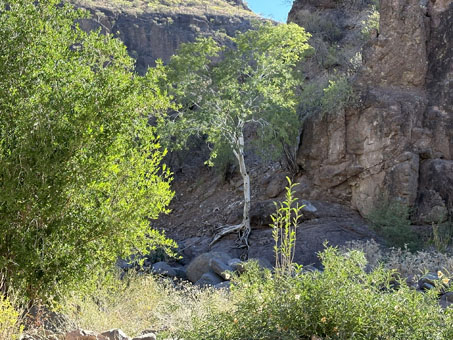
[61,273,233,337]
[343,239,453,283]
[72,0,259,18]
[0,295,23,340]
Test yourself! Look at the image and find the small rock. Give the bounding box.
[195,271,224,287]
[418,272,450,291]
[65,329,107,340]
[311,336,323,340]
[441,292,453,303]
[214,281,231,290]
[210,258,234,280]
[151,262,177,277]
[100,329,130,340]
[131,333,157,340]
[20,335,41,340]
[301,200,317,213]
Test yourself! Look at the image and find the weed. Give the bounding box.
[271,178,304,276]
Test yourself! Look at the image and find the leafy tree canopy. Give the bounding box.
[160,22,311,246]
[0,0,175,302]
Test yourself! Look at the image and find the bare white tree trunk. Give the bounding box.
[234,133,251,247]
[210,131,251,248]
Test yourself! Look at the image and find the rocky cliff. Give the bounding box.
[291,0,453,224]
[71,0,258,74]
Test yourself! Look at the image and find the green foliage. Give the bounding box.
[160,22,311,165]
[320,75,355,114]
[177,247,453,340]
[361,6,380,38]
[0,0,175,302]
[298,75,355,119]
[0,296,23,340]
[271,178,304,276]
[367,198,419,250]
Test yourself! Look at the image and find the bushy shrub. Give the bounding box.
[176,247,453,340]
[320,75,355,114]
[0,296,23,340]
[0,0,175,303]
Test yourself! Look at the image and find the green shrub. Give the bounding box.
[320,75,355,114]
[367,198,420,250]
[176,247,453,340]
[0,0,175,303]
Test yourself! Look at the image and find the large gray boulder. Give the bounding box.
[186,252,232,283]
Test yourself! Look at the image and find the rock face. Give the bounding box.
[291,0,453,222]
[71,0,257,74]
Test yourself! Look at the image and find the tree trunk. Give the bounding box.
[209,132,251,248]
[234,132,251,247]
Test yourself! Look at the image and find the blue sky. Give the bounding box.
[246,0,292,23]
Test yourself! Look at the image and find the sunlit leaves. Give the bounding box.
[0,0,174,302]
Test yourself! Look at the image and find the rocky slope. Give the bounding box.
[71,0,258,74]
[291,0,453,224]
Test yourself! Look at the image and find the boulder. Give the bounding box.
[227,258,244,273]
[65,329,107,340]
[265,173,287,198]
[25,305,73,335]
[441,292,453,303]
[151,262,177,277]
[195,271,224,287]
[248,204,378,268]
[186,252,232,283]
[210,258,234,280]
[173,267,188,280]
[100,329,130,340]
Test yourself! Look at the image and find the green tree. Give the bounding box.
[160,23,311,247]
[0,0,175,302]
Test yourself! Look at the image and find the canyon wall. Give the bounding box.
[291,0,453,223]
